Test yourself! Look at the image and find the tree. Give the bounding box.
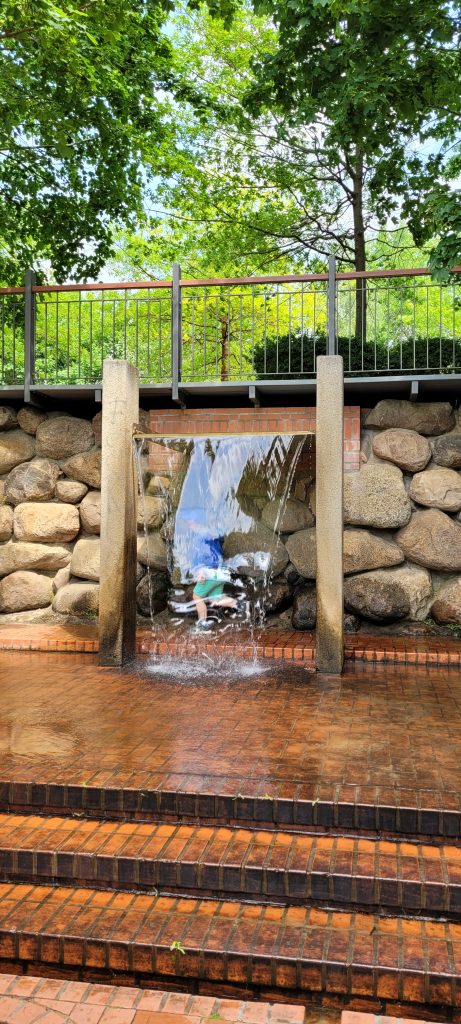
[244,0,461,334]
[0,0,230,284]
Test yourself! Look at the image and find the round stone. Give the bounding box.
[136,572,169,616]
[71,538,100,581]
[223,522,288,579]
[36,415,94,458]
[0,506,13,542]
[0,430,35,474]
[343,529,404,575]
[410,468,461,512]
[285,528,316,579]
[366,400,455,436]
[432,578,461,624]
[61,450,101,488]
[396,509,461,572]
[0,570,53,612]
[17,406,48,435]
[80,491,101,534]
[0,406,18,431]
[4,458,61,505]
[261,497,314,533]
[136,533,168,571]
[14,502,80,543]
[372,428,431,472]
[55,480,88,504]
[52,582,99,616]
[432,433,461,468]
[344,463,411,529]
[344,565,432,622]
[0,542,71,577]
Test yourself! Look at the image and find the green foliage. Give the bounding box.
[244,0,461,274]
[0,0,231,284]
[254,332,461,378]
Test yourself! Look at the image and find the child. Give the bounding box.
[179,510,245,630]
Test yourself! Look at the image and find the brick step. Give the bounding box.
[0,814,460,918]
[2,778,460,840]
[0,881,459,1012]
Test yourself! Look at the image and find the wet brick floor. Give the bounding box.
[0,652,460,805]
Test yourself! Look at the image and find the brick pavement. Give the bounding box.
[0,973,305,1023]
[0,623,460,667]
[0,813,460,915]
[0,653,461,835]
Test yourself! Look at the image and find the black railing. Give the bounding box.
[1,262,461,392]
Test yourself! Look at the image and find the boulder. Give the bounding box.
[432,433,461,469]
[410,468,461,512]
[52,565,71,593]
[344,463,411,529]
[136,562,145,584]
[0,542,71,576]
[17,406,47,435]
[261,579,293,615]
[36,415,94,458]
[0,430,35,474]
[80,491,101,534]
[136,572,169,616]
[61,450,101,488]
[223,522,288,578]
[0,406,18,431]
[55,480,88,504]
[432,579,461,624]
[136,533,168,571]
[261,497,314,533]
[372,428,431,472]
[344,565,432,623]
[0,570,53,612]
[146,474,170,497]
[52,582,99,616]
[285,528,316,579]
[366,400,455,436]
[344,614,361,634]
[0,506,13,541]
[137,495,167,531]
[71,538,100,581]
[396,509,461,572]
[285,563,302,586]
[343,529,404,575]
[14,502,80,544]
[4,458,61,505]
[292,584,316,630]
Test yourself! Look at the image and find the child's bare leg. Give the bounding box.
[193,595,208,620]
[211,596,237,610]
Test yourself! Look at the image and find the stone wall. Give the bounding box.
[1,398,461,633]
[0,405,104,619]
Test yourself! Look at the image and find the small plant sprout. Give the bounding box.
[170,939,186,955]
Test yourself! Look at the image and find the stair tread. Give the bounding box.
[0,881,460,1004]
[1,814,461,913]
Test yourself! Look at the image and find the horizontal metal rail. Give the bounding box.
[0,265,460,392]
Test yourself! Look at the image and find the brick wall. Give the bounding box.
[147,406,361,472]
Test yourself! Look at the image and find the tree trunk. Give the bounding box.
[352,147,366,345]
[219,314,230,381]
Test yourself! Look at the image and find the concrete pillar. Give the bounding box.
[99,359,139,666]
[315,355,344,674]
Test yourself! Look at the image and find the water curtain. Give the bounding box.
[133,433,308,641]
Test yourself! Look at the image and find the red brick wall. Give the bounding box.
[147,406,361,472]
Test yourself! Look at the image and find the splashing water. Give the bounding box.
[133,432,309,671]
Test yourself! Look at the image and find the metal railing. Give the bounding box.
[1,261,461,394]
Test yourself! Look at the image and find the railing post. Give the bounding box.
[24,269,36,404]
[171,263,182,403]
[327,256,336,356]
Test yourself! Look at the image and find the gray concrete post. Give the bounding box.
[315,355,344,674]
[99,359,139,666]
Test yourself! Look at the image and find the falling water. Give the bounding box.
[133,432,309,668]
